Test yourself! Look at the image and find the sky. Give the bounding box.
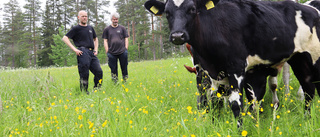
[0,0,117,24]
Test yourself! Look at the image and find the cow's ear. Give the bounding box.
[144,0,166,16]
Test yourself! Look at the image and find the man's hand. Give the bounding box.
[75,49,83,56]
[94,51,98,56]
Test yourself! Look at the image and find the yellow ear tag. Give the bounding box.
[150,6,159,14]
[205,1,215,10]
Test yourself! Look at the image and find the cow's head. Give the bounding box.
[184,43,228,110]
[145,0,220,45]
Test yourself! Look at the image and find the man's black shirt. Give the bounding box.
[66,25,97,48]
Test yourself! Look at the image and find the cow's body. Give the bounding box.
[185,43,280,111]
[145,0,320,125]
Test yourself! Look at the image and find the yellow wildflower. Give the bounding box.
[82,109,86,113]
[217,93,222,98]
[241,130,248,136]
[78,115,83,120]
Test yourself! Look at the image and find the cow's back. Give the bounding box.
[243,0,320,63]
[192,0,320,73]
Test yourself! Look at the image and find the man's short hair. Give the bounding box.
[111,12,120,19]
[78,10,87,16]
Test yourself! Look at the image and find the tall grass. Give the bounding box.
[0,57,319,136]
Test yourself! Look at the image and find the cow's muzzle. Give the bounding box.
[171,32,186,45]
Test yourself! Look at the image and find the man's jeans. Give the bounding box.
[77,47,103,92]
[107,50,128,82]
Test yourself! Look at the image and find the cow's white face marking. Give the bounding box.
[234,74,244,88]
[293,10,320,65]
[229,91,241,106]
[246,55,272,71]
[173,0,185,7]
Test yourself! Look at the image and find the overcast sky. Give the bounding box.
[0,0,117,11]
[0,0,117,24]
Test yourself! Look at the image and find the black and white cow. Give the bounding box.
[184,44,229,111]
[185,43,280,113]
[145,0,320,125]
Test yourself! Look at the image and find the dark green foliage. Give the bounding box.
[49,26,77,66]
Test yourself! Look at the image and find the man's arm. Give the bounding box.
[93,37,99,56]
[125,37,128,50]
[104,39,109,54]
[62,36,83,56]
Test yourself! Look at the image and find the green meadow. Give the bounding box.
[0,57,319,137]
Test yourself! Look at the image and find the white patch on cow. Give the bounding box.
[234,74,244,88]
[297,86,304,101]
[247,86,257,109]
[228,91,241,106]
[173,0,184,7]
[305,75,312,83]
[268,76,279,108]
[293,10,320,65]
[245,55,272,71]
[237,121,241,127]
[268,76,277,88]
[273,37,277,41]
[247,85,257,101]
[202,70,229,94]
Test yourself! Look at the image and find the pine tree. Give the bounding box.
[24,0,42,67]
[2,0,28,68]
[38,0,55,66]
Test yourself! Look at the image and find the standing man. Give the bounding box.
[62,10,103,94]
[102,12,129,83]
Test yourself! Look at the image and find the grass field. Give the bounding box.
[0,57,319,137]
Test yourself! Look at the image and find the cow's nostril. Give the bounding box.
[172,32,184,38]
[171,32,185,45]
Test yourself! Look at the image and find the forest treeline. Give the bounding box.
[0,0,187,68]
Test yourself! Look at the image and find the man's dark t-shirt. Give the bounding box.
[66,25,97,49]
[102,25,129,55]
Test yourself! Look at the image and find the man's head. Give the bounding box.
[110,12,120,27]
[78,10,88,26]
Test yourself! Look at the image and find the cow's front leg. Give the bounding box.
[268,76,279,109]
[228,73,244,126]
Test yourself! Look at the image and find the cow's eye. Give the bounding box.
[165,11,171,18]
[188,6,196,14]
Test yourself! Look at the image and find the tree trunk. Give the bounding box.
[11,11,15,68]
[127,21,130,38]
[132,21,135,44]
[159,18,163,59]
[77,0,79,24]
[151,14,155,60]
[95,0,98,26]
[33,0,37,67]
